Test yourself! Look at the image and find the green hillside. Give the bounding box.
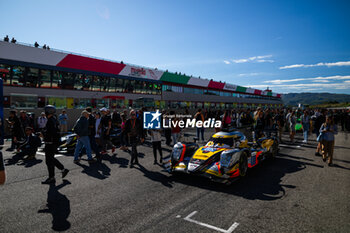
[282,93,350,107]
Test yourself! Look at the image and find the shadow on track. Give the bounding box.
[135,164,173,188]
[169,154,323,201]
[102,153,129,168]
[5,153,42,168]
[38,180,71,231]
[76,161,111,179]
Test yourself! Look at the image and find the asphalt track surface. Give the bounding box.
[0,131,349,233]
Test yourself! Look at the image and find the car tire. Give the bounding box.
[239,152,248,177]
[271,141,279,158]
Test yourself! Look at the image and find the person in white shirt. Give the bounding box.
[37,112,47,131]
[150,129,163,164]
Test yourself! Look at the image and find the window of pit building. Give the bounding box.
[134,80,142,93]
[220,91,232,97]
[100,76,109,92]
[75,98,93,109]
[12,66,26,87]
[95,99,109,108]
[0,64,11,86]
[116,78,124,93]
[184,87,204,94]
[151,83,161,95]
[205,90,220,96]
[162,85,183,93]
[47,96,67,109]
[155,83,162,94]
[10,94,38,108]
[74,74,91,91]
[52,71,60,88]
[124,79,134,93]
[91,76,101,91]
[39,69,51,88]
[146,82,154,95]
[25,67,39,87]
[60,72,75,89]
[109,77,117,93]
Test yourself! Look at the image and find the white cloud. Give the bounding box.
[279,61,350,69]
[256,59,274,63]
[232,55,273,63]
[97,6,110,20]
[312,80,329,83]
[233,58,249,63]
[223,60,231,64]
[263,78,307,84]
[264,75,350,84]
[238,72,261,77]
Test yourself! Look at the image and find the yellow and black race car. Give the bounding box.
[169,130,278,184]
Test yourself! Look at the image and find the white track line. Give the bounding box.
[183,211,239,233]
[36,152,63,158]
[280,144,301,148]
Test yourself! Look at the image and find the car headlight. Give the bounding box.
[172,143,183,161]
[66,137,73,144]
[220,149,239,168]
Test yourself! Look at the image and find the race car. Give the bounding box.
[169,130,278,184]
[58,128,122,153]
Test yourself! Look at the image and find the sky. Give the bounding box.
[1,0,350,94]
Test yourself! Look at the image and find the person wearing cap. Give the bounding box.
[37,112,48,132]
[42,105,69,184]
[99,108,116,155]
[124,109,144,168]
[72,110,96,164]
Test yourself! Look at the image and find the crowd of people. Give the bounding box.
[4,105,350,183]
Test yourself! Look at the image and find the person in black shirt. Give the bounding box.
[99,108,116,154]
[275,110,285,142]
[111,110,122,128]
[41,105,69,184]
[19,110,31,135]
[254,111,265,141]
[124,109,144,168]
[6,110,23,151]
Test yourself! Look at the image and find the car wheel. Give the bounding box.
[271,141,279,158]
[239,152,248,177]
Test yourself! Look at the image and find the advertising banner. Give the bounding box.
[119,65,164,80]
[223,83,237,92]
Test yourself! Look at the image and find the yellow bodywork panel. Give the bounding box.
[192,148,225,160]
[262,139,274,150]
